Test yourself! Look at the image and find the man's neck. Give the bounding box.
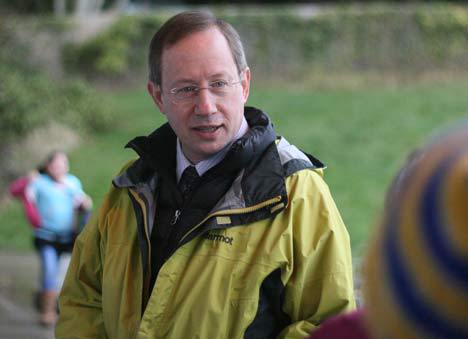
[176,116,249,182]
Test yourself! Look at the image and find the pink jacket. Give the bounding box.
[9,176,41,228]
[308,309,371,339]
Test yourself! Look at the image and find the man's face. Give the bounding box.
[148,27,251,164]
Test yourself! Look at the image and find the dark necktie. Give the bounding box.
[178,165,200,200]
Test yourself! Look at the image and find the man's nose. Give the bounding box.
[194,88,217,115]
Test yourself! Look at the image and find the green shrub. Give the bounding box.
[0,66,51,141]
[0,17,112,141]
[63,15,167,79]
[415,5,468,66]
[0,64,112,142]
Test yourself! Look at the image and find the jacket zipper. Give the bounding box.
[179,195,283,244]
[129,189,152,309]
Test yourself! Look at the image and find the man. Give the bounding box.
[56,11,355,338]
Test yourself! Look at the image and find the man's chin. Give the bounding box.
[196,142,230,158]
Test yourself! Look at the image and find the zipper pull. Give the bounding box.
[171,209,181,225]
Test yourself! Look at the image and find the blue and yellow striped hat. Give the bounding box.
[364,123,468,339]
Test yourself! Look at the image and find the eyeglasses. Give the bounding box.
[168,74,243,104]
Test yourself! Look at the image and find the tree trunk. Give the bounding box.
[53,0,66,16]
[73,0,105,16]
[113,0,130,10]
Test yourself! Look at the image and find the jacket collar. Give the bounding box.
[114,106,276,190]
[112,107,326,246]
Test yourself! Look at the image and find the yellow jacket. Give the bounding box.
[56,111,355,339]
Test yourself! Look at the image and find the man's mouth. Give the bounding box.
[193,125,222,132]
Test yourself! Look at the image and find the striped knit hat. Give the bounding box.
[364,123,468,339]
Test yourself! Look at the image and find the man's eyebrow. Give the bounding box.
[209,72,230,78]
[169,72,234,87]
[169,78,198,87]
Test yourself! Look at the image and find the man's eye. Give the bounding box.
[177,86,198,94]
[210,80,228,89]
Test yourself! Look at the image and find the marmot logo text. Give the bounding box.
[203,233,234,245]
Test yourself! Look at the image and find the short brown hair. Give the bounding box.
[148,11,248,86]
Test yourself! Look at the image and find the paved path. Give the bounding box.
[0,251,57,339]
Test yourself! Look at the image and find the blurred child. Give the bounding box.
[9,151,92,327]
[309,122,468,339]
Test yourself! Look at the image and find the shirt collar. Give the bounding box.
[176,116,249,182]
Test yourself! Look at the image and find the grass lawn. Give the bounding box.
[2,80,468,256]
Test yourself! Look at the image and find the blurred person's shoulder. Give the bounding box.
[64,173,83,189]
[29,173,49,187]
[309,309,371,339]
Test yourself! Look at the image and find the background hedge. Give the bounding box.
[63,4,468,83]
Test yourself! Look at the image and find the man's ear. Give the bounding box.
[147,81,164,113]
[241,67,251,104]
